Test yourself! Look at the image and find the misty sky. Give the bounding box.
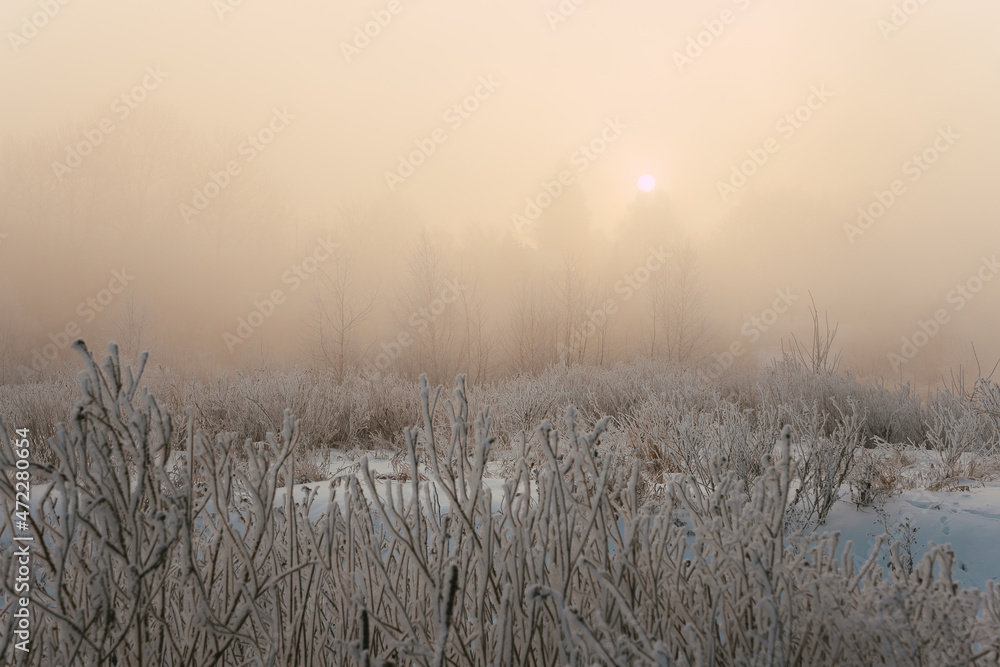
[2,0,999,384]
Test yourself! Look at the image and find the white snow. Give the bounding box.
[825,482,1000,589]
[280,448,1000,590]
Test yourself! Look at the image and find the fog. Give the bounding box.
[2,0,998,387]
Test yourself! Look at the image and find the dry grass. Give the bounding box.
[0,353,942,465]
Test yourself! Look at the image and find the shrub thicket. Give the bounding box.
[1,343,999,665]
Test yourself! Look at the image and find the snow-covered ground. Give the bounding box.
[275,455,517,521]
[9,444,996,591]
[281,446,1000,591]
[827,482,1000,589]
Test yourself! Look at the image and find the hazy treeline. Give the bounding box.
[0,107,707,384]
[0,104,996,388]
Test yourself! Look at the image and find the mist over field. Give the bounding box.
[7,4,1000,663]
[2,0,999,386]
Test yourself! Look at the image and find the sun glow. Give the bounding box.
[637,174,656,192]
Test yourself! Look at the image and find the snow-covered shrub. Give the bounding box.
[2,346,999,664]
[925,392,999,489]
[784,398,866,527]
[184,367,422,450]
[858,376,926,446]
[474,371,564,443]
[760,358,925,446]
[620,389,781,502]
[870,505,921,576]
[973,377,1000,446]
[342,369,423,445]
[849,445,903,508]
[0,377,77,465]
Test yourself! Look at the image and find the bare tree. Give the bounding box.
[644,267,668,360]
[504,280,554,374]
[310,247,377,381]
[784,292,841,374]
[0,301,30,384]
[455,277,497,384]
[106,292,153,363]
[552,253,604,365]
[394,231,461,383]
[587,284,615,367]
[664,243,710,365]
